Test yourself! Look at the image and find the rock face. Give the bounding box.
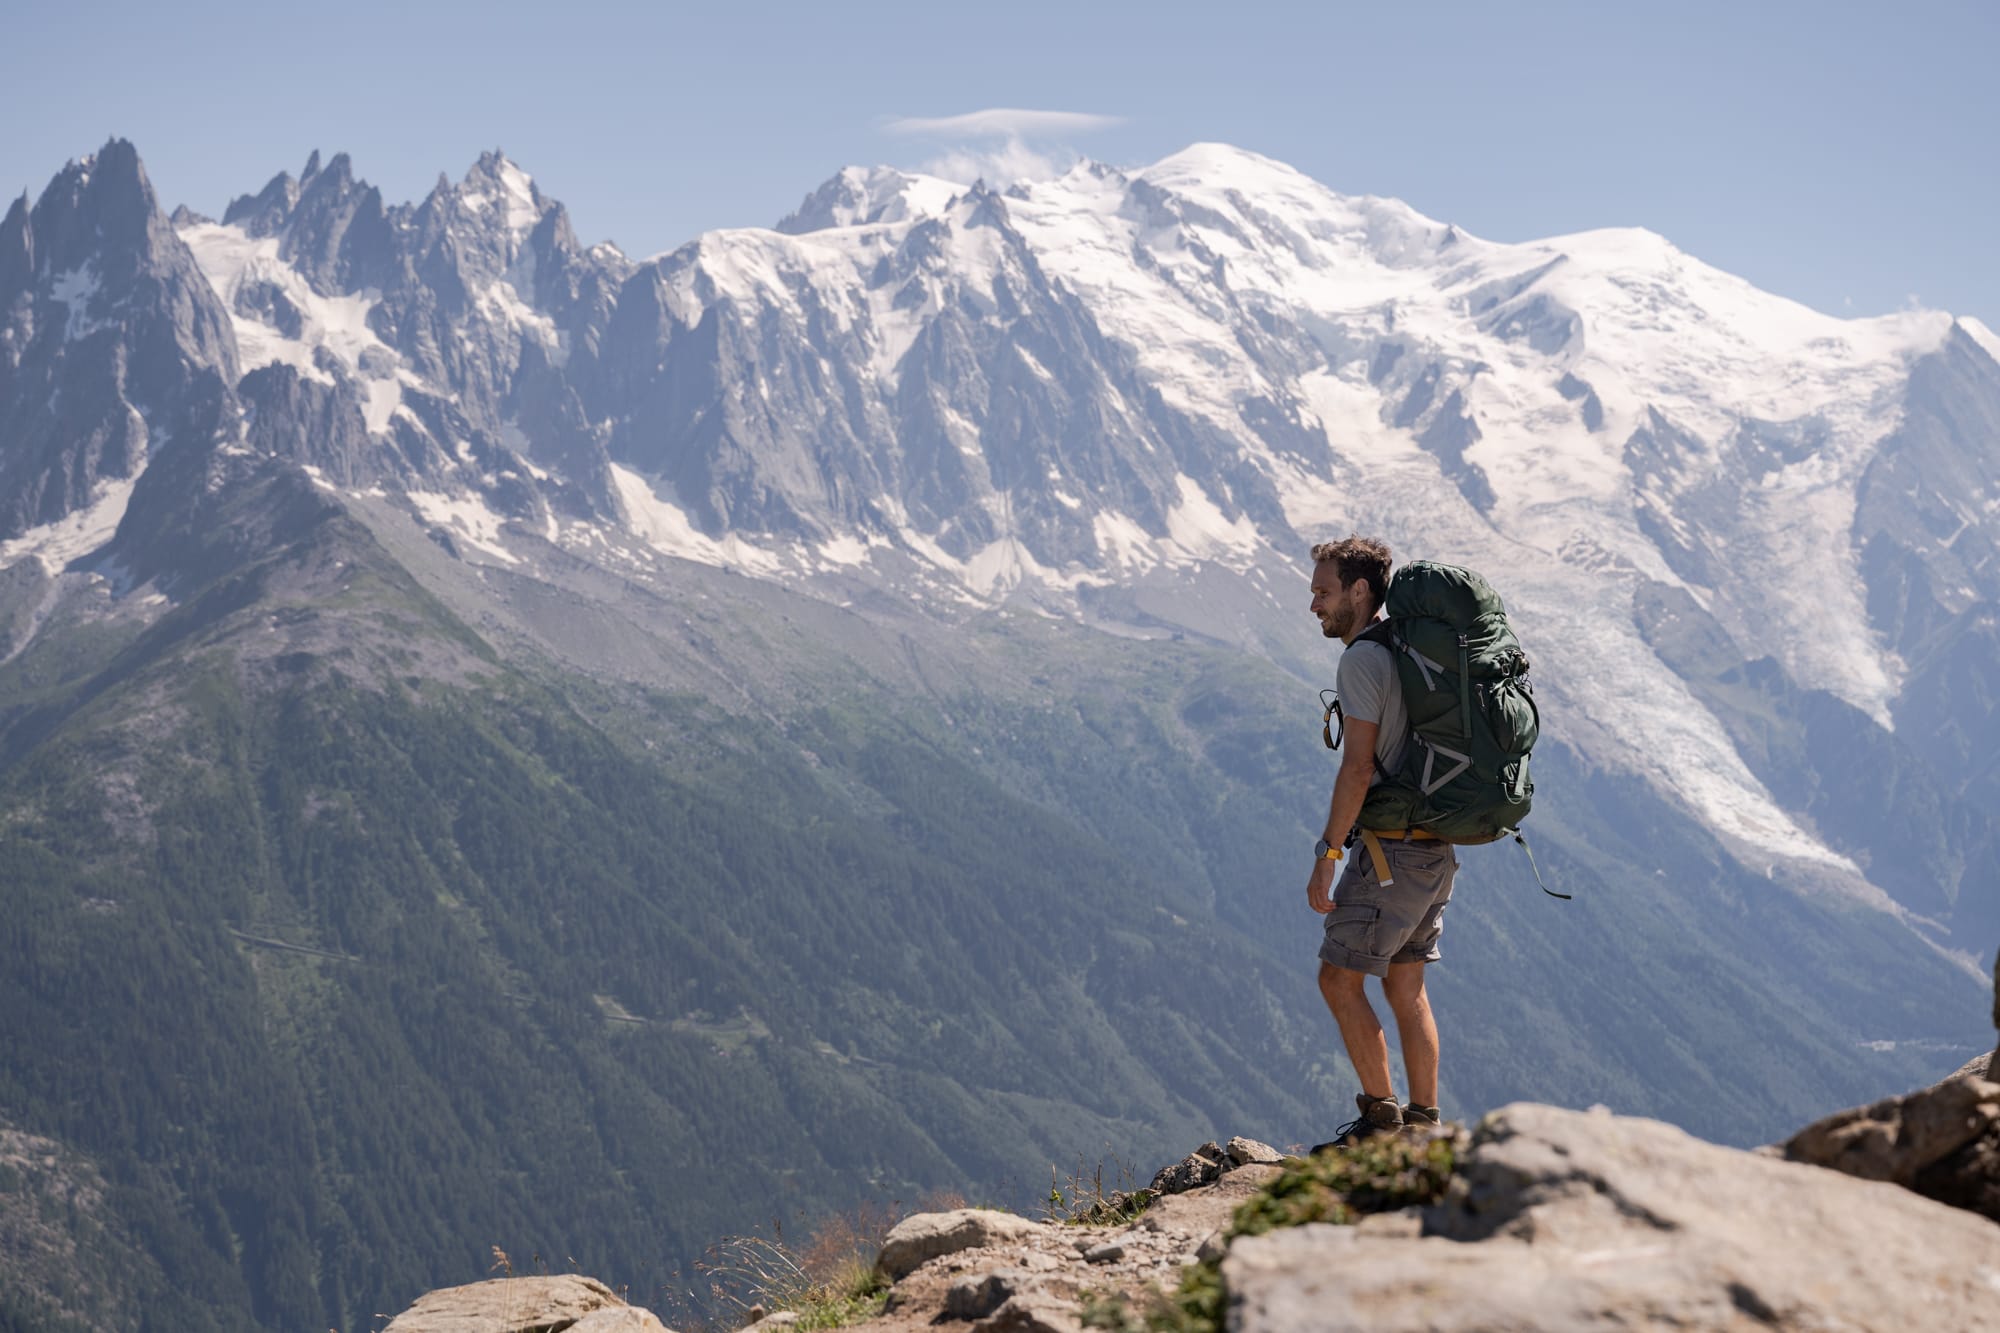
[1148,1141,1226,1195]
[1224,1103,2000,1332]
[0,139,237,541]
[1144,1136,1280,1200]
[1784,1071,2000,1223]
[380,1273,669,1332]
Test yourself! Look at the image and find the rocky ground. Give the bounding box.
[383,1057,2000,1333]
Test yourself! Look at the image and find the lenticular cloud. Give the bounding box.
[884,108,1124,138]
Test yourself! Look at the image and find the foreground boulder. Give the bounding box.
[381,1274,671,1332]
[1784,1071,2000,1222]
[875,1208,1051,1281]
[1224,1103,2000,1331]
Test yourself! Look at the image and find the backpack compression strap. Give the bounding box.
[1514,833,1569,899]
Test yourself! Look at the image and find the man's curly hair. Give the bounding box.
[1311,536,1392,610]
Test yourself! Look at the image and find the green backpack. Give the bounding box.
[1353,560,1536,841]
[1326,561,1562,895]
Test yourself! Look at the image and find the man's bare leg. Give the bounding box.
[1318,961,1395,1101]
[1383,961,1439,1107]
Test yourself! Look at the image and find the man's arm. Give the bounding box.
[1322,716,1378,845]
[1307,716,1377,914]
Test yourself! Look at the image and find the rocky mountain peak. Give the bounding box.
[0,141,236,545]
[437,151,563,281]
[776,165,962,235]
[0,192,29,299]
[280,151,393,294]
[222,166,301,238]
[23,139,169,288]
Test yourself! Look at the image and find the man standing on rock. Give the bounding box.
[1305,537,1451,1147]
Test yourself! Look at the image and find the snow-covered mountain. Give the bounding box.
[4,135,1996,1330]
[4,137,1997,946]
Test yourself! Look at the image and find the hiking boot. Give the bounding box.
[1311,1093,1402,1154]
[1403,1103,1442,1127]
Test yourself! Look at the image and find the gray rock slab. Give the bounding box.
[971,1290,1083,1333]
[1942,1051,1997,1087]
[381,1274,627,1332]
[569,1308,674,1331]
[1225,1103,2000,1331]
[1224,1136,1282,1166]
[876,1208,1050,1280]
[1785,1072,2000,1223]
[945,1269,1026,1320]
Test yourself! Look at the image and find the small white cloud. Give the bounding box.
[922,139,1069,187]
[883,107,1123,188]
[885,107,1125,138]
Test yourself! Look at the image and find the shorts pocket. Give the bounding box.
[1386,842,1451,875]
[1324,900,1384,964]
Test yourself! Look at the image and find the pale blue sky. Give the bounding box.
[6,0,1995,326]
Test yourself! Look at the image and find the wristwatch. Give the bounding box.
[1314,838,1342,862]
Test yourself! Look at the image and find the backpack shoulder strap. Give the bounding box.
[1338,620,1398,776]
[1354,618,1397,650]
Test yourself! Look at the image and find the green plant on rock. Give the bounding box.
[1230,1126,1464,1239]
[1043,1155,1153,1227]
[1081,1126,1467,1333]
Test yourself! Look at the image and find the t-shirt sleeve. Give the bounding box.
[1336,641,1396,724]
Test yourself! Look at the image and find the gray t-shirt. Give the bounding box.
[1336,636,1409,783]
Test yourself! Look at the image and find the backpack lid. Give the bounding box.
[1384,561,1506,628]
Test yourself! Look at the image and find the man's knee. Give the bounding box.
[1318,961,1369,1006]
[1383,962,1428,1011]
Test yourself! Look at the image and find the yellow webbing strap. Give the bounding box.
[1358,828,1443,888]
[1359,829,1394,887]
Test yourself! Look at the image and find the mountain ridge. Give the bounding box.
[0,136,1992,1330]
[5,134,1991,950]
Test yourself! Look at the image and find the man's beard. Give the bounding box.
[1320,608,1349,640]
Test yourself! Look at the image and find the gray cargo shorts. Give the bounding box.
[1318,836,1458,978]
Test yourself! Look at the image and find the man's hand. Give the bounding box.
[1307,854,1340,914]
[1309,713,1374,915]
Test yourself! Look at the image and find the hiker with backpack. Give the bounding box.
[1304,537,1542,1149]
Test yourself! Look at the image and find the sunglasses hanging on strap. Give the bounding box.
[1319,689,1345,752]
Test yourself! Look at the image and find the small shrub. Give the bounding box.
[1044,1155,1151,1227]
[672,1199,901,1332]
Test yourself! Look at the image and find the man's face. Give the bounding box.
[1309,562,1365,642]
